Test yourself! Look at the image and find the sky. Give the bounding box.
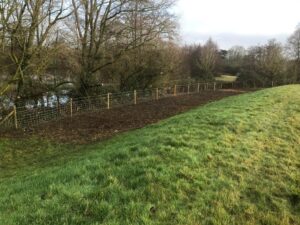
[174,0,300,49]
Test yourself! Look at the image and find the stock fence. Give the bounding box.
[0,80,292,131]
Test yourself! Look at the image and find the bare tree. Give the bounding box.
[190,38,219,81]
[70,0,176,95]
[226,46,246,64]
[286,27,300,81]
[0,0,72,101]
[261,40,285,84]
[243,40,285,85]
[287,27,300,61]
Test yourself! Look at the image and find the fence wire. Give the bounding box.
[0,81,297,131]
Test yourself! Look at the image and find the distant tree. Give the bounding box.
[260,40,285,84]
[239,46,264,86]
[222,46,246,75]
[227,46,246,65]
[111,41,180,90]
[187,44,201,79]
[239,40,285,86]
[286,27,300,81]
[189,38,219,81]
[179,45,193,79]
[199,38,219,80]
[287,27,300,61]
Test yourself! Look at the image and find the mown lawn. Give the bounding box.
[0,85,300,225]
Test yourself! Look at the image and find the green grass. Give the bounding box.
[0,85,300,225]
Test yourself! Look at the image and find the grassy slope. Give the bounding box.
[0,85,300,225]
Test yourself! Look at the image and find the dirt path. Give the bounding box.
[0,90,247,144]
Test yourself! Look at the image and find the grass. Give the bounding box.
[0,85,300,225]
[215,75,237,83]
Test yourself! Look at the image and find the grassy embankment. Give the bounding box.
[0,85,299,225]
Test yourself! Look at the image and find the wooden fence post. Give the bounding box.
[107,93,111,109]
[70,98,73,118]
[56,101,59,115]
[174,85,177,96]
[57,96,61,115]
[214,82,216,91]
[13,106,18,129]
[156,88,159,100]
[187,85,190,95]
[134,90,137,105]
[197,83,200,93]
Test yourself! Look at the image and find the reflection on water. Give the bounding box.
[0,92,70,115]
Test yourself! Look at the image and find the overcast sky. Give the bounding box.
[174,0,300,49]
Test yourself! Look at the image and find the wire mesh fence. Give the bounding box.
[0,80,298,131]
[0,110,15,130]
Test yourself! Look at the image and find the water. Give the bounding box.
[0,91,70,113]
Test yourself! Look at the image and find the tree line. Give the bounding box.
[183,29,300,86]
[0,0,299,107]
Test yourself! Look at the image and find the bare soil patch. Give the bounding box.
[0,90,247,144]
